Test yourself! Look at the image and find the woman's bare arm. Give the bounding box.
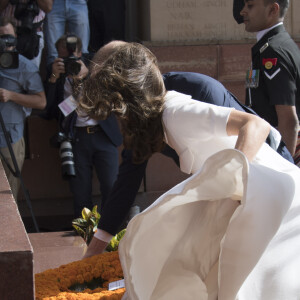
[226,110,271,162]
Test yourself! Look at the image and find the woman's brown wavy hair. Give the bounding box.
[79,42,166,163]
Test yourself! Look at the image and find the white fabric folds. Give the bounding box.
[119,149,300,300]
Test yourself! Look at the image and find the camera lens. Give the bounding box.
[0,39,5,52]
[59,140,76,178]
[0,53,13,68]
[64,57,81,76]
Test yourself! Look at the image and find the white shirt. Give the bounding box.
[256,22,283,41]
[64,78,97,127]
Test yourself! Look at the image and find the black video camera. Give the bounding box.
[0,34,19,69]
[10,0,39,31]
[9,0,41,59]
[63,35,81,76]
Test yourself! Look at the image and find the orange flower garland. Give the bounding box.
[35,251,125,300]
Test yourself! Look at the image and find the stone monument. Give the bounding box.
[139,0,295,43]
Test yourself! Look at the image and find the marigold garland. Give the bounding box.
[35,251,125,300]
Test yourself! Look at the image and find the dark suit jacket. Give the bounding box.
[43,74,122,147]
[163,72,252,111]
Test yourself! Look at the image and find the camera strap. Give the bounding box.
[0,107,13,144]
[17,19,43,33]
[32,19,44,31]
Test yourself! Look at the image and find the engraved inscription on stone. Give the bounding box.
[143,0,297,42]
[148,0,250,41]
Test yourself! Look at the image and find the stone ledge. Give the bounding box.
[0,161,34,300]
[29,231,86,275]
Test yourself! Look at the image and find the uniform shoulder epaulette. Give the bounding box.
[260,42,269,53]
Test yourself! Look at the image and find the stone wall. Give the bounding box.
[139,0,299,43]
[147,43,251,102]
[137,0,300,105]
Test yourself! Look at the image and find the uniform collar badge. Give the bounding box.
[259,42,269,53]
[262,58,277,70]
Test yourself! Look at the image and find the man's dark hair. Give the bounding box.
[0,16,17,33]
[265,0,289,18]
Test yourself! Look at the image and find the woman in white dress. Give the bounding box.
[80,42,300,300]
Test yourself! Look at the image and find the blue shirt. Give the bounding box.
[0,54,44,147]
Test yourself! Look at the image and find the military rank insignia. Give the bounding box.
[246,68,260,88]
[259,42,269,53]
[262,58,281,80]
[262,58,277,70]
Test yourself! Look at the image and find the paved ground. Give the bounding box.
[23,192,164,282]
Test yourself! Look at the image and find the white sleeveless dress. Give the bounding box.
[119,91,300,300]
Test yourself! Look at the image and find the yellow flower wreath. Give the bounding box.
[35,251,125,300]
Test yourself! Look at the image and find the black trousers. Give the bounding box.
[87,0,126,53]
[69,127,119,217]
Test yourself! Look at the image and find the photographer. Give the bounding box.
[0,0,53,67]
[44,34,122,218]
[44,0,89,66]
[0,16,46,200]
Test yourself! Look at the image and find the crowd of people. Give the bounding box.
[0,0,300,299]
[0,0,126,212]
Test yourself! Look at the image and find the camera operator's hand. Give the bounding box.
[49,57,65,83]
[0,88,11,103]
[0,87,46,109]
[36,0,53,13]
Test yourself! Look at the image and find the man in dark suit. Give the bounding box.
[44,34,122,217]
[83,71,293,257]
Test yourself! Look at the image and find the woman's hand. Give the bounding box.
[83,236,109,259]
